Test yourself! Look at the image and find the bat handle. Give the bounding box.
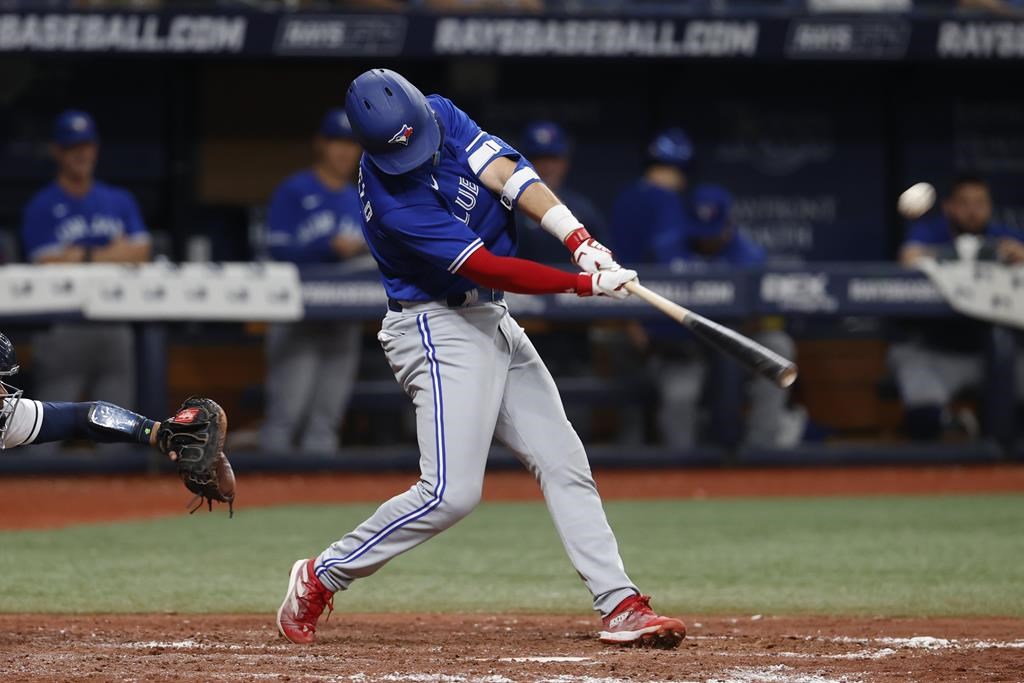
[623,280,690,324]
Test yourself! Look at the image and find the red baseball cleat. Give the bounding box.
[277,558,334,644]
[599,594,686,648]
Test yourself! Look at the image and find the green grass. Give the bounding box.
[1,495,1022,616]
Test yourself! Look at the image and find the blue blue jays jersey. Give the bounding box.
[21,180,149,262]
[266,170,363,264]
[357,95,520,301]
[609,180,687,266]
[673,227,765,267]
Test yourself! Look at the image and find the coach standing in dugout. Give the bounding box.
[514,121,607,263]
[656,184,802,449]
[20,110,151,449]
[261,109,367,455]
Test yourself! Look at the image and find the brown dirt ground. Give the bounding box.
[2,467,1023,681]
[1,613,1022,683]
[2,464,1024,530]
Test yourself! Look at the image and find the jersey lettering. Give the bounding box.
[454,176,479,217]
[358,167,373,222]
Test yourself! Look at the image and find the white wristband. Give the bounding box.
[540,204,582,243]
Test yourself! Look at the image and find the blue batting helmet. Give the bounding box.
[345,69,441,175]
[647,128,694,170]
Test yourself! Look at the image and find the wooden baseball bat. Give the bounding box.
[624,281,798,388]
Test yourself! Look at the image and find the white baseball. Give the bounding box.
[897,182,936,220]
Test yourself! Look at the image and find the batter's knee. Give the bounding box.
[431,483,482,529]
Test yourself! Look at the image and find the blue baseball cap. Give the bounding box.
[647,127,693,170]
[319,108,356,140]
[53,110,98,147]
[687,183,733,237]
[345,69,441,175]
[520,121,568,158]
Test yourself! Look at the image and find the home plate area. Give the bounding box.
[1,614,1022,682]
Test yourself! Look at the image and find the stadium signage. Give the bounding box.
[760,272,838,313]
[273,14,406,55]
[1,11,1022,62]
[0,13,247,53]
[785,18,910,59]
[936,21,1024,58]
[432,18,759,57]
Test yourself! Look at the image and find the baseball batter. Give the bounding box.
[277,69,686,648]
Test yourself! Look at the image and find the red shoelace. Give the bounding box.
[298,575,335,623]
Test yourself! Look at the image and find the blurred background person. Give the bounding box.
[890,174,1024,440]
[610,127,693,266]
[673,184,802,449]
[20,109,152,446]
[609,128,693,447]
[261,109,367,455]
[515,120,607,263]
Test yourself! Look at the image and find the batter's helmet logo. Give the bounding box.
[388,124,414,146]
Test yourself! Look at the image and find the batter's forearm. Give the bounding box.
[479,157,581,243]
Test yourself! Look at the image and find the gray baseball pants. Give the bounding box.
[314,299,637,616]
[262,321,361,454]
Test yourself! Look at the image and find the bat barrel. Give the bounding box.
[683,312,799,389]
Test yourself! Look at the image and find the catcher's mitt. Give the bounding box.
[158,397,236,516]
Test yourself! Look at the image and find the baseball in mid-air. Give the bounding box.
[897,182,936,220]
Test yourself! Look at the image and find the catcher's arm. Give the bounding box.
[10,400,161,449]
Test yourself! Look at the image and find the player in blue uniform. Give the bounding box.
[262,109,368,454]
[667,185,801,448]
[610,127,693,265]
[514,121,607,263]
[893,175,1024,439]
[277,69,686,649]
[20,111,151,435]
[608,128,694,445]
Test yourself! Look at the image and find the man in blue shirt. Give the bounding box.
[261,109,368,455]
[610,127,693,266]
[892,175,1024,439]
[514,121,606,263]
[277,69,684,650]
[20,110,151,438]
[659,184,801,449]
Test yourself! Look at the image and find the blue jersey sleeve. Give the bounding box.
[429,95,521,179]
[119,190,150,240]
[20,195,60,262]
[987,224,1024,241]
[905,217,948,246]
[378,205,485,273]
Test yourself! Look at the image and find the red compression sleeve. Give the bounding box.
[458,247,591,295]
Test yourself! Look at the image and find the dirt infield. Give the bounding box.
[1,464,1023,530]
[1,613,1022,682]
